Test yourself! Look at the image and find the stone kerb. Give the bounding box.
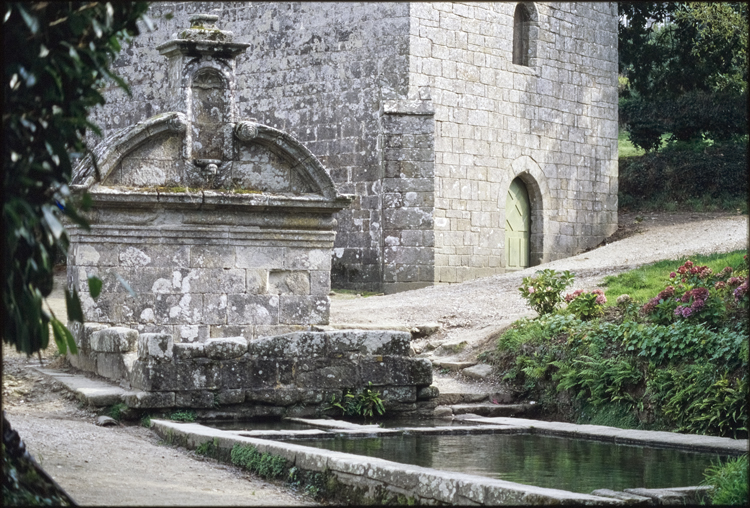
[151,419,619,505]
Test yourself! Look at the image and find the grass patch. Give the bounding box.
[618,128,672,158]
[601,250,747,305]
[702,454,748,505]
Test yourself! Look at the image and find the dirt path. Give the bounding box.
[3,354,316,506]
[330,212,748,363]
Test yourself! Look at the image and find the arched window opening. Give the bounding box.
[513,4,532,66]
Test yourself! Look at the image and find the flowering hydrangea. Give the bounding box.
[642,286,675,314]
[616,294,631,306]
[734,280,748,302]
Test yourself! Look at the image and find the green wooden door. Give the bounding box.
[505,178,530,270]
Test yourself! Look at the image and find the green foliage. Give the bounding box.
[619,3,747,99]
[106,403,128,421]
[196,438,219,458]
[618,137,747,208]
[702,455,749,506]
[230,445,286,479]
[518,269,574,315]
[327,383,386,419]
[2,443,73,506]
[140,414,152,428]
[498,253,748,438]
[602,250,747,305]
[169,410,196,422]
[564,289,606,321]
[621,92,747,151]
[3,2,149,356]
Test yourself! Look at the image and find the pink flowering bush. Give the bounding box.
[642,257,748,327]
[565,288,607,321]
[519,269,574,315]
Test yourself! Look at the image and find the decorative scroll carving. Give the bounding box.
[234,121,259,142]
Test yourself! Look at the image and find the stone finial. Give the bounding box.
[178,13,233,43]
[190,14,219,28]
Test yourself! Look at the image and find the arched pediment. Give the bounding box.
[72,115,340,201]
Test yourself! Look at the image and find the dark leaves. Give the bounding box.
[4,1,148,354]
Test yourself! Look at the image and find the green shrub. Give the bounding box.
[564,289,606,321]
[498,253,748,438]
[518,269,574,315]
[326,383,385,419]
[169,410,196,422]
[106,403,128,421]
[703,455,749,505]
[618,137,747,209]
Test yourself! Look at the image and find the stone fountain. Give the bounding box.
[66,15,437,416]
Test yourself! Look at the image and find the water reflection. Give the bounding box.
[294,433,726,493]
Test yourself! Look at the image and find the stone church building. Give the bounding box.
[89,2,619,294]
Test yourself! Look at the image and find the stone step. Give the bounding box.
[439,403,536,418]
[435,392,489,406]
[431,360,477,371]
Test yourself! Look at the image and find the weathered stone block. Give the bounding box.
[245,388,302,406]
[296,361,359,389]
[381,386,417,403]
[327,330,411,356]
[96,353,127,381]
[268,270,310,295]
[174,390,215,408]
[172,342,206,359]
[215,389,245,405]
[279,296,329,325]
[90,327,139,353]
[137,333,174,361]
[216,358,252,389]
[417,385,440,400]
[227,294,279,325]
[204,337,248,360]
[249,332,326,358]
[123,391,176,409]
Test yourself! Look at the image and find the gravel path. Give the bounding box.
[331,213,748,357]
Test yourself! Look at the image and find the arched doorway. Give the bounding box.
[505,177,531,270]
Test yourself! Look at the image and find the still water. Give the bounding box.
[293,433,725,493]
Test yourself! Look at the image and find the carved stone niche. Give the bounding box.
[68,15,352,345]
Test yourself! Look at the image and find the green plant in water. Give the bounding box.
[169,410,196,422]
[326,383,385,419]
[518,269,574,315]
[702,455,748,505]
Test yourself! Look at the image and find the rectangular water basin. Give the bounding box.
[291,432,729,494]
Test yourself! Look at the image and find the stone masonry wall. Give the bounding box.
[409,2,619,283]
[379,99,436,294]
[68,325,436,415]
[69,225,335,343]
[87,2,619,292]
[90,2,412,292]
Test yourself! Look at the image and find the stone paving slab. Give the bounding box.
[31,366,128,407]
[449,403,534,417]
[464,416,747,455]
